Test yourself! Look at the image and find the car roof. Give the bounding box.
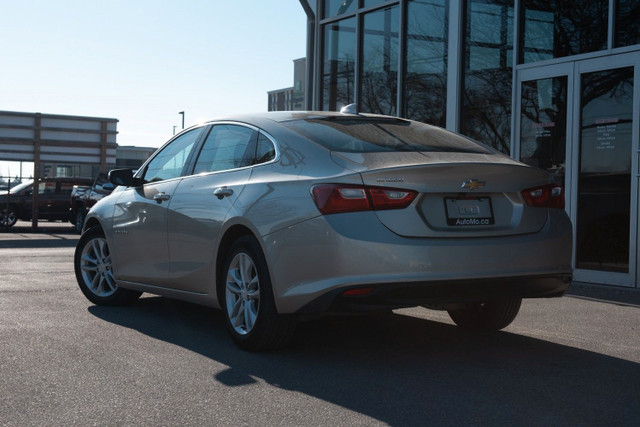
[199,111,400,126]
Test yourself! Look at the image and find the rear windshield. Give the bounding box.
[282,117,491,154]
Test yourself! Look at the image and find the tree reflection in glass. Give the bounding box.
[519,77,568,185]
[615,0,640,47]
[322,18,357,111]
[520,0,608,64]
[460,0,514,153]
[404,0,448,127]
[361,5,400,116]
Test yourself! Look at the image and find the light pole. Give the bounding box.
[173,125,177,135]
[178,111,185,129]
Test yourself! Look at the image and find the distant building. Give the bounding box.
[115,145,156,170]
[268,58,307,111]
[39,146,155,178]
[0,110,156,180]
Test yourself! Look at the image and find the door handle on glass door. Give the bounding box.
[214,187,234,199]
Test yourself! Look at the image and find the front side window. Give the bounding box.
[143,128,201,183]
[193,125,256,174]
[93,173,111,194]
[38,182,56,195]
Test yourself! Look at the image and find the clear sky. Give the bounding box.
[0,0,307,153]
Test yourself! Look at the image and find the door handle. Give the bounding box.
[214,187,234,200]
[153,192,171,203]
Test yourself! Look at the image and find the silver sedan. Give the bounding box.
[74,110,572,351]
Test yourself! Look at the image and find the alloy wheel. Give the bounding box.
[225,252,260,335]
[79,237,117,297]
[0,209,17,227]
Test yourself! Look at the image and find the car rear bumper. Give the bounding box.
[264,209,573,314]
[295,273,572,314]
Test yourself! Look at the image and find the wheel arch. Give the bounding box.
[83,216,102,233]
[72,200,85,215]
[215,224,259,302]
[5,202,22,216]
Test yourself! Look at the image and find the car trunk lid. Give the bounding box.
[343,152,552,238]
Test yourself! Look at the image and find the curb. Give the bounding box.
[568,281,640,307]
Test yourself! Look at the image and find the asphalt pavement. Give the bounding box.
[0,227,639,426]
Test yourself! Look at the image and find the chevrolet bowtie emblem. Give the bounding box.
[461,179,486,190]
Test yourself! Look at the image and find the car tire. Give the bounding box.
[74,225,142,306]
[75,209,86,234]
[0,207,17,227]
[447,298,522,331]
[221,236,296,351]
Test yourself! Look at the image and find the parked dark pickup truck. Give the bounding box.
[70,173,114,233]
[0,177,93,228]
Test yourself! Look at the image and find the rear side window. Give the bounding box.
[194,125,256,174]
[282,117,491,154]
[255,133,276,164]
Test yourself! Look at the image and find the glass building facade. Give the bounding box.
[301,0,640,288]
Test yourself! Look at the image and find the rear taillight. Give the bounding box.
[522,184,564,209]
[311,184,417,215]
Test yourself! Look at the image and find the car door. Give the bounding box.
[36,180,58,219]
[167,123,258,292]
[53,180,80,219]
[110,128,204,286]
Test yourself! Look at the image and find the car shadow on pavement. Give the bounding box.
[0,221,79,248]
[0,233,79,248]
[89,297,640,425]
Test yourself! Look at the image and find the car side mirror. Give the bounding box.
[108,169,143,187]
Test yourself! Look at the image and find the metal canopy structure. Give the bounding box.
[0,110,118,228]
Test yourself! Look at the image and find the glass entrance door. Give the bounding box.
[572,58,638,287]
[515,63,574,214]
[515,65,572,192]
[517,54,639,288]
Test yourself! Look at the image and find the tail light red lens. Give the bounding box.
[311,184,370,214]
[522,184,564,209]
[311,184,417,215]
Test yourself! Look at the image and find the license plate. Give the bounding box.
[444,197,494,226]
